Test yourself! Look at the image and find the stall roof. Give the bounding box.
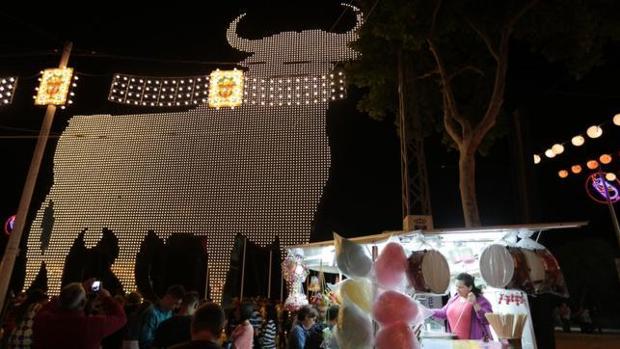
[288,221,588,249]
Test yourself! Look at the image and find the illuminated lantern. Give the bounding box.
[571,165,582,174]
[571,135,585,147]
[533,154,541,164]
[613,113,620,126]
[586,125,603,138]
[599,154,612,164]
[544,149,556,158]
[586,160,599,170]
[607,173,617,181]
[551,144,564,155]
[558,170,569,178]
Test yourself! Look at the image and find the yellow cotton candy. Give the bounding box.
[338,278,373,313]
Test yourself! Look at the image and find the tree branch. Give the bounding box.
[506,0,541,33]
[464,17,499,62]
[443,96,463,146]
[430,0,443,36]
[416,69,440,80]
[448,65,484,81]
[427,39,468,129]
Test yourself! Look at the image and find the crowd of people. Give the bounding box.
[0,281,341,349]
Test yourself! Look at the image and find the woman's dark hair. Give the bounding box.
[456,273,482,296]
[239,303,254,322]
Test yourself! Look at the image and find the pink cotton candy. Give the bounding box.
[373,290,419,326]
[375,242,407,288]
[375,322,420,349]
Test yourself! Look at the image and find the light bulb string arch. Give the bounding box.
[533,114,620,164]
[551,149,619,179]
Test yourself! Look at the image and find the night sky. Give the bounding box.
[1,1,619,268]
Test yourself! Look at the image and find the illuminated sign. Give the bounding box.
[585,173,620,204]
[4,215,15,235]
[208,69,244,108]
[24,5,362,302]
[35,68,74,105]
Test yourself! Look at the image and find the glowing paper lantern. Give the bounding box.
[613,113,620,126]
[571,135,585,147]
[551,144,564,155]
[586,125,603,139]
[533,154,541,164]
[586,160,599,170]
[558,170,569,178]
[544,149,556,158]
[35,68,74,105]
[208,69,244,108]
[607,173,617,181]
[599,154,612,164]
[571,165,582,174]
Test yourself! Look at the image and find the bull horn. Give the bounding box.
[226,13,260,53]
[335,3,364,40]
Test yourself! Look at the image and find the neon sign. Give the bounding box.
[585,173,620,204]
[4,215,15,235]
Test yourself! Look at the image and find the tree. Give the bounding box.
[348,0,620,226]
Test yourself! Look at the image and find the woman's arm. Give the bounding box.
[432,295,456,320]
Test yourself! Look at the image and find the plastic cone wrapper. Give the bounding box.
[337,278,373,314]
[373,289,427,326]
[336,302,374,349]
[334,233,372,278]
[375,241,407,289]
[375,321,421,349]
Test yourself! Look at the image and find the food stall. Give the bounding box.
[285,222,585,349]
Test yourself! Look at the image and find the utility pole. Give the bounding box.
[0,42,72,312]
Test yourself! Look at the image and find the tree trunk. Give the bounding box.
[458,147,481,226]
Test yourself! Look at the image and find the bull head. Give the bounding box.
[226,4,362,72]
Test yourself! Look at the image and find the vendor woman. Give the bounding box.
[432,273,492,340]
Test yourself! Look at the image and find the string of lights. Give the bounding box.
[533,113,620,164]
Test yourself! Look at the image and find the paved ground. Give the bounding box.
[556,332,620,349]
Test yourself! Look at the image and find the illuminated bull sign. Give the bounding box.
[586,173,620,204]
[24,5,362,302]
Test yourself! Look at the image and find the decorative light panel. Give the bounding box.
[108,71,347,108]
[34,68,74,106]
[208,69,244,108]
[0,77,17,106]
[108,74,210,107]
[25,5,362,303]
